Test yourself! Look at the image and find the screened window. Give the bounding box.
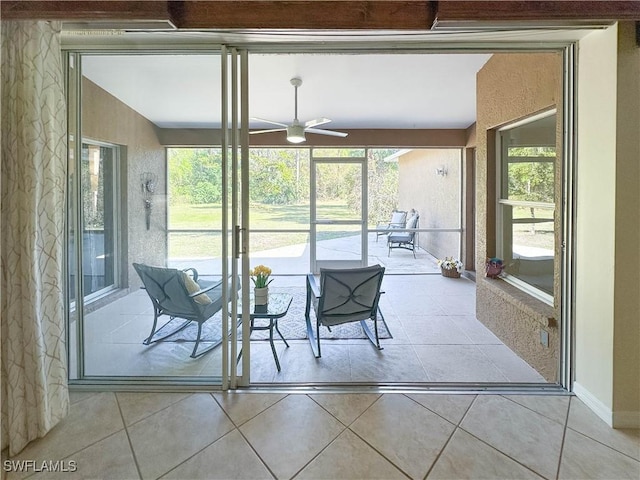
[498,111,556,302]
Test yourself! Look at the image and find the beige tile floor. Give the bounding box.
[3,391,639,479]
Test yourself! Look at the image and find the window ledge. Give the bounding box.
[480,277,556,328]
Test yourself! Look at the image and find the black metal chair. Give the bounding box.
[133,263,231,358]
[305,265,386,358]
[388,213,420,258]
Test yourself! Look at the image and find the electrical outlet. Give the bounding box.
[540,329,549,348]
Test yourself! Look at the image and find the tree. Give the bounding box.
[507,146,555,234]
[366,149,400,225]
[507,146,555,203]
[249,149,301,205]
[168,148,223,204]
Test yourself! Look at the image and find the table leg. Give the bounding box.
[268,320,281,372]
[274,318,290,347]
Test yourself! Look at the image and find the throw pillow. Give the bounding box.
[181,271,213,305]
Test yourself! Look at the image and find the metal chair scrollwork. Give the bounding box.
[305,265,386,358]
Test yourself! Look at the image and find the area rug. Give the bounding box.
[151,287,392,344]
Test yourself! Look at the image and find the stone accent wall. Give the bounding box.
[476,53,563,382]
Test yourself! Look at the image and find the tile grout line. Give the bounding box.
[403,392,465,430]
[420,392,477,479]
[336,393,415,480]
[212,390,291,427]
[344,427,414,478]
[501,393,571,426]
[409,343,433,382]
[119,392,235,478]
[113,392,144,480]
[211,392,285,480]
[156,392,278,479]
[289,403,351,479]
[506,394,639,464]
[470,343,512,382]
[117,392,195,429]
[563,398,640,463]
[306,392,383,428]
[564,426,640,464]
[17,393,133,480]
[456,396,552,480]
[305,392,410,477]
[157,428,245,479]
[554,395,573,480]
[455,427,554,480]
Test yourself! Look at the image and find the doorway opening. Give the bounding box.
[65,47,568,389]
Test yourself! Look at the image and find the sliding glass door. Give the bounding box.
[66,49,250,386]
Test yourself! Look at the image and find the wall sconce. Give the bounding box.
[435,166,447,177]
[141,172,157,230]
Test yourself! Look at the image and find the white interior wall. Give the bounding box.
[574,24,618,424]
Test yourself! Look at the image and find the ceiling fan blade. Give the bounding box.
[250,117,288,128]
[250,128,286,135]
[305,128,348,138]
[305,117,331,128]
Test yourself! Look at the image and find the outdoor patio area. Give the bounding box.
[169,232,443,277]
[77,234,547,383]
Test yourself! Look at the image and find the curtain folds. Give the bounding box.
[1,20,69,456]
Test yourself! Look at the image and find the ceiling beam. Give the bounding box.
[0,1,172,21]
[434,1,640,23]
[2,1,638,28]
[155,127,470,148]
[168,1,437,29]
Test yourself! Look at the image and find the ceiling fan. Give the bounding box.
[250,77,348,144]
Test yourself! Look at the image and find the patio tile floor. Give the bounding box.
[79,271,546,384]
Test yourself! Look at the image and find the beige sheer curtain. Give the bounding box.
[1,20,69,456]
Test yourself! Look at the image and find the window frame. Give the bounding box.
[79,138,122,303]
[496,109,557,305]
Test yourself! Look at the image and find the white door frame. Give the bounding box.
[310,151,368,274]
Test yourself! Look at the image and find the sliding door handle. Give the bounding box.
[234,225,246,258]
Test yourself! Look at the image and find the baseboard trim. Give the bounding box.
[573,382,640,428]
[573,382,613,426]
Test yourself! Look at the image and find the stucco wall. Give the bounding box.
[82,78,167,290]
[397,149,461,260]
[475,52,563,382]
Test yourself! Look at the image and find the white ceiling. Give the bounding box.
[82,52,492,130]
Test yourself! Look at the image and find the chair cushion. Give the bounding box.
[390,210,407,225]
[406,214,419,229]
[388,232,412,242]
[181,271,213,305]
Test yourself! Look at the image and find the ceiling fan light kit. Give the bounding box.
[286,124,306,143]
[251,77,348,144]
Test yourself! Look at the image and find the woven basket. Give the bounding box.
[441,266,461,278]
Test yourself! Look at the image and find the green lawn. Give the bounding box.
[168,201,360,258]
